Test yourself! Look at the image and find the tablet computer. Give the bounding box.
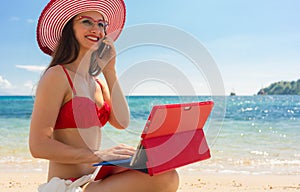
[93,101,214,180]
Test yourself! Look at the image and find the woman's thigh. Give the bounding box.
[83,169,179,192]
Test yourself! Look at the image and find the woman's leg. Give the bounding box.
[83,169,179,192]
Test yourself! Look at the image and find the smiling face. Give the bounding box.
[73,11,107,53]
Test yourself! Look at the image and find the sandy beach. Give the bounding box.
[1,168,299,192]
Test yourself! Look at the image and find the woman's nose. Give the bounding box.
[90,27,105,38]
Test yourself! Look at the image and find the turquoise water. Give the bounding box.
[0,95,299,175]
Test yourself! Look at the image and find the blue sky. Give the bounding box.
[0,0,299,95]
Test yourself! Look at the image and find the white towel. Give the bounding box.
[38,174,93,192]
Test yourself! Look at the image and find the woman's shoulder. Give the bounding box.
[38,65,68,89]
[34,65,68,109]
[41,65,65,81]
[44,65,63,75]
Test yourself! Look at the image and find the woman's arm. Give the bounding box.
[97,37,130,129]
[101,69,130,129]
[29,66,99,164]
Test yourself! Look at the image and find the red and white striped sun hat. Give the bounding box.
[37,0,126,56]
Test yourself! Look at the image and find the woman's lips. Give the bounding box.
[85,35,99,42]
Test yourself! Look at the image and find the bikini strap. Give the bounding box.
[60,65,77,95]
[95,78,107,98]
[95,78,103,89]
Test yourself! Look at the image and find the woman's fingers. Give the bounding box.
[95,37,116,71]
[116,143,136,150]
[114,144,136,156]
[95,144,136,161]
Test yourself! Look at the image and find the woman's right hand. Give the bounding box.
[94,144,136,162]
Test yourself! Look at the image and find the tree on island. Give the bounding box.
[257,79,300,95]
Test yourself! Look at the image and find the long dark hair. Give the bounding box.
[46,17,79,70]
[45,16,101,76]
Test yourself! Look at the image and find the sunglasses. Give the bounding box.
[76,16,109,32]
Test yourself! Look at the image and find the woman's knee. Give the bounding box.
[153,170,179,191]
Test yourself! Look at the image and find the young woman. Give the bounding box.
[30,0,179,191]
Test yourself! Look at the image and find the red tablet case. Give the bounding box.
[93,101,214,180]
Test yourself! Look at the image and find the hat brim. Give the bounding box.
[37,0,126,56]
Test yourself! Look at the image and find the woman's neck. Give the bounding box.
[68,49,93,78]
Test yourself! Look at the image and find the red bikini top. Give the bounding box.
[54,65,111,129]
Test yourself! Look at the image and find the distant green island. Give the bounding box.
[257,79,300,95]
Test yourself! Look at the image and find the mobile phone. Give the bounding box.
[97,37,108,59]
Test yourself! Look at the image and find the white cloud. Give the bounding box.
[26,19,35,23]
[16,65,46,72]
[0,76,12,89]
[10,16,20,21]
[9,16,35,24]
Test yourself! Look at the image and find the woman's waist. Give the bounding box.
[53,127,101,151]
[48,161,96,181]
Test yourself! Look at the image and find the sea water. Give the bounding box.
[0,95,299,175]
